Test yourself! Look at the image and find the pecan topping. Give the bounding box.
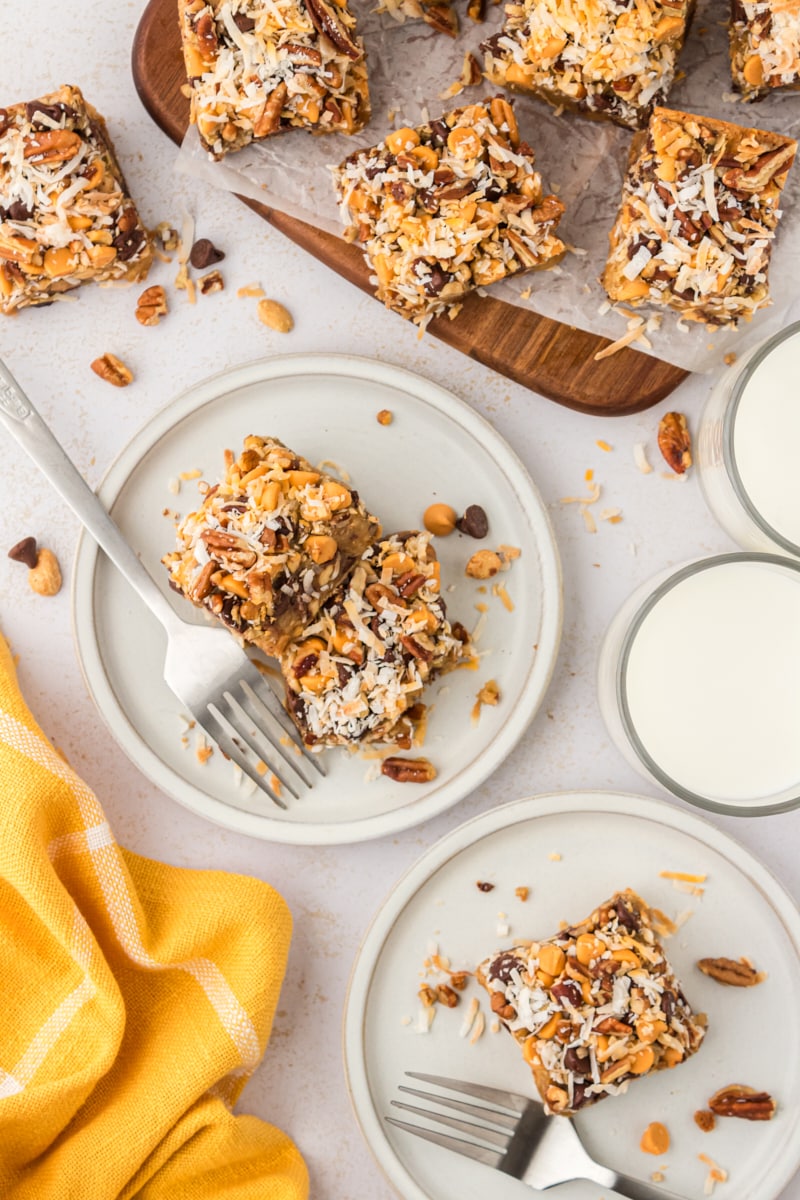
[91,353,133,388]
[721,144,796,192]
[436,983,459,1007]
[424,3,458,35]
[657,411,692,474]
[135,284,168,327]
[304,0,361,59]
[194,10,219,55]
[23,129,82,164]
[697,956,766,987]
[708,1085,776,1121]
[380,755,437,783]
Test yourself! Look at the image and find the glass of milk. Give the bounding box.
[697,322,800,558]
[598,554,800,815]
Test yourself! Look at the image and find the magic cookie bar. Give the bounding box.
[602,107,796,326]
[481,0,693,131]
[0,85,152,314]
[374,0,458,37]
[163,437,381,656]
[281,531,471,747]
[179,0,370,158]
[477,889,706,1116]
[730,0,800,100]
[332,98,565,326]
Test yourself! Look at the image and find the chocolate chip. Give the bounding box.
[428,120,449,147]
[25,101,77,128]
[423,263,450,297]
[476,880,495,892]
[113,227,147,262]
[8,536,38,568]
[488,952,524,982]
[189,237,225,269]
[563,1047,589,1074]
[614,896,639,931]
[5,201,32,222]
[233,12,256,30]
[660,989,675,1021]
[457,505,489,538]
[551,980,583,1009]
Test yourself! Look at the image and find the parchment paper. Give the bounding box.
[176,0,800,371]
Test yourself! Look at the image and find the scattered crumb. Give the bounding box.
[515,886,529,902]
[195,735,213,765]
[476,880,495,892]
[724,352,737,366]
[459,996,480,1038]
[269,773,282,796]
[400,1015,412,1026]
[496,920,510,937]
[492,582,514,610]
[651,1171,666,1184]
[598,507,623,524]
[698,1153,728,1195]
[168,477,181,495]
[548,852,562,862]
[695,1109,716,1133]
[519,286,532,300]
[376,409,393,425]
[237,283,266,298]
[316,459,351,482]
[659,870,707,883]
[490,1019,501,1033]
[179,468,202,482]
[255,760,268,776]
[634,442,654,474]
[585,468,594,482]
[596,440,613,452]
[471,678,500,724]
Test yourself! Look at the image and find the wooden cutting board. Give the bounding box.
[131,0,688,415]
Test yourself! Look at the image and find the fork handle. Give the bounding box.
[584,1162,687,1200]
[0,359,180,634]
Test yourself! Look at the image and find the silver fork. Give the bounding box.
[0,358,325,808]
[388,1073,686,1200]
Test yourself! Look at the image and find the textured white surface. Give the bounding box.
[0,4,798,1197]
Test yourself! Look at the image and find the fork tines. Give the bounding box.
[385,1072,531,1169]
[202,673,325,810]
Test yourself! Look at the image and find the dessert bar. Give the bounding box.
[178,0,370,158]
[163,436,381,656]
[333,98,565,326]
[602,107,796,325]
[0,85,152,314]
[481,0,693,131]
[730,0,800,100]
[477,889,706,1115]
[281,531,471,747]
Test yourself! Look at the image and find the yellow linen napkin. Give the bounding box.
[0,635,309,1200]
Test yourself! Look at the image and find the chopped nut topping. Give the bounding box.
[198,269,224,295]
[135,284,168,326]
[515,886,529,901]
[694,1108,716,1132]
[381,755,437,783]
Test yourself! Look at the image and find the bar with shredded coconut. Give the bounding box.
[730,0,800,100]
[480,0,694,131]
[602,107,796,326]
[332,97,565,326]
[0,84,152,314]
[162,435,381,656]
[280,531,472,748]
[476,888,706,1115]
[179,0,370,158]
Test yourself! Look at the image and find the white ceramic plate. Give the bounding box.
[72,355,562,844]
[344,791,800,1199]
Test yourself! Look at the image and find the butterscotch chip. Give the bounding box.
[376,409,393,426]
[0,85,152,314]
[257,298,293,332]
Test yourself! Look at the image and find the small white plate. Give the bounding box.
[72,355,562,844]
[344,791,800,1199]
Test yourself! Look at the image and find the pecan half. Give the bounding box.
[697,956,766,987]
[305,0,361,59]
[23,129,82,163]
[708,1085,776,1121]
[91,353,133,388]
[253,81,287,138]
[381,756,437,783]
[194,10,219,55]
[721,144,796,192]
[657,411,692,474]
[135,284,168,327]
